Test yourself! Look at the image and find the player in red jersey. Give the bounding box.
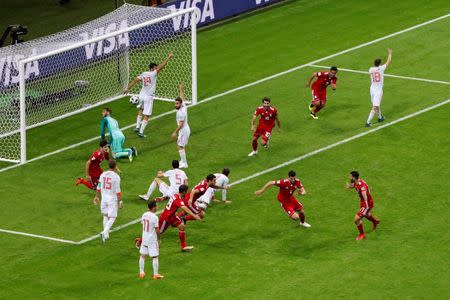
[345,171,380,241]
[75,140,111,190]
[248,97,281,157]
[158,185,200,251]
[255,170,311,227]
[179,174,230,222]
[306,66,338,119]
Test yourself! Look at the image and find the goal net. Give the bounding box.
[0,4,197,164]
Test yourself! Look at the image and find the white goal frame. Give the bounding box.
[11,7,197,164]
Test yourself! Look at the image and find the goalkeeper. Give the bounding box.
[100,108,137,162]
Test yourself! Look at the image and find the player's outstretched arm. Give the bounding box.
[250,115,257,131]
[385,48,393,67]
[344,182,355,189]
[100,118,107,140]
[188,189,198,205]
[275,115,281,131]
[255,181,275,196]
[93,189,100,205]
[181,205,201,221]
[124,77,140,94]
[157,52,174,74]
[306,72,317,88]
[157,170,165,178]
[211,184,229,190]
[85,159,92,182]
[178,82,186,101]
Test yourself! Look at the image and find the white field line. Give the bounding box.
[0,13,448,174]
[2,98,448,244]
[309,64,450,85]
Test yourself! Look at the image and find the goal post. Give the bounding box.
[0,4,197,164]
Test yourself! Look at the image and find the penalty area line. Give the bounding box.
[0,228,77,244]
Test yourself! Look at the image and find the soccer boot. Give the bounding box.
[365,123,371,127]
[134,127,140,133]
[308,104,314,112]
[263,141,269,150]
[153,274,164,280]
[128,153,133,162]
[181,245,194,252]
[299,221,311,228]
[138,194,149,201]
[137,132,146,138]
[138,272,146,279]
[74,178,83,186]
[378,116,385,122]
[131,146,138,157]
[99,233,106,244]
[372,220,380,230]
[310,112,318,120]
[248,150,258,157]
[356,233,366,241]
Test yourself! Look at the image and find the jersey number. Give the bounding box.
[143,219,150,232]
[166,198,174,210]
[371,72,381,83]
[103,177,112,190]
[144,77,151,86]
[175,174,183,185]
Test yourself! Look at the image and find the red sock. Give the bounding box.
[80,178,94,189]
[366,215,379,223]
[178,231,186,248]
[185,214,197,221]
[299,212,305,223]
[252,140,258,151]
[313,105,322,114]
[357,223,364,234]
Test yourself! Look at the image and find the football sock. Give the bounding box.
[367,110,375,123]
[357,223,364,234]
[139,256,145,274]
[179,149,187,164]
[378,108,382,118]
[366,215,378,223]
[79,178,94,189]
[179,231,186,248]
[147,181,157,198]
[140,120,148,134]
[103,216,108,229]
[136,115,142,129]
[103,217,116,238]
[152,257,159,275]
[252,140,258,151]
[299,212,305,223]
[313,105,322,114]
[114,150,131,159]
[184,214,197,221]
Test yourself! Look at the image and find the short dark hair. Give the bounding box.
[172,160,180,169]
[206,174,216,182]
[175,97,183,103]
[222,168,230,176]
[330,66,338,72]
[148,200,157,210]
[288,170,296,177]
[104,107,112,114]
[179,184,188,193]
[374,59,382,67]
[149,63,158,69]
[109,160,117,169]
[100,140,108,147]
[262,97,271,103]
[350,171,359,179]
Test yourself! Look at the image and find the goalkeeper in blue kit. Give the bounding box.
[100,108,137,162]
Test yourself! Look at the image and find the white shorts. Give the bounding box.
[196,188,214,210]
[101,200,118,218]
[140,242,159,257]
[140,95,154,116]
[177,128,191,147]
[159,181,174,198]
[370,89,383,106]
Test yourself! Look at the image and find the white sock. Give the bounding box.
[136,115,142,129]
[179,149,187,164]
[367,110,375,123]
[152,257,159,275]
[378,108,382,118]
[140,120,148,134]
[139,256,145,274]
[102,217,116,238]
[147,180,157,198]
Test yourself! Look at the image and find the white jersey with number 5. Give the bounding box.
[138,70,158,98]
[141,211,159,245]
[97,170,121,202]
[369,64,387,91]
[164,169,188,196]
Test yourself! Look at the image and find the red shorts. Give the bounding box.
[311,89,327,104]
[89,170,102,187]
[159,215,182,233]
[254,127,272,143]
[357,200,374,217]
[188,202,202,214]
[280,197,303,217]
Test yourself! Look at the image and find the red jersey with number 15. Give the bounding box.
[274,178,303,203]
[254,106,278,131]
[88,150,109,176]
[160,194,185,220]
[354,179,373,203]
[312,71,337,92]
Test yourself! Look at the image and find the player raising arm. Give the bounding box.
[248,97,281,157]
[366,48,392,127]
[306,66,338,119]
[171,83,191,168]
[345,171,380,240]
[124,52,174,138]
[255,170,311,227]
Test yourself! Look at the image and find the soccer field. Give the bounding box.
[0,0,449,298]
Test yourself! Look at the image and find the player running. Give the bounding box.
[138,160,188,202]
[75,140,110,190]
[124,52,174,138]
[159,185,200,252]
[248,97,281,157]
[255,170,311,228]
[94,160,123,243]
[172,83,190,168]
[306,66,338,119]
[138,200,163,279]
[196,168,232,210]
[345,171,380,241]
[366,48,393,127]
[100,108,137,162]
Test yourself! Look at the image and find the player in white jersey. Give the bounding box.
[366,48,392,127]
[196,168,232,210]
[124,52,174,138]
[172,83,191,168]
[138,200,163,279]
[93,160,123,243]
[138,160,188,202]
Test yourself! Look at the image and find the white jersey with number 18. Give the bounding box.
[369,64,387,91]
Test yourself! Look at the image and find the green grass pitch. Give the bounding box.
[0,0,449,298]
